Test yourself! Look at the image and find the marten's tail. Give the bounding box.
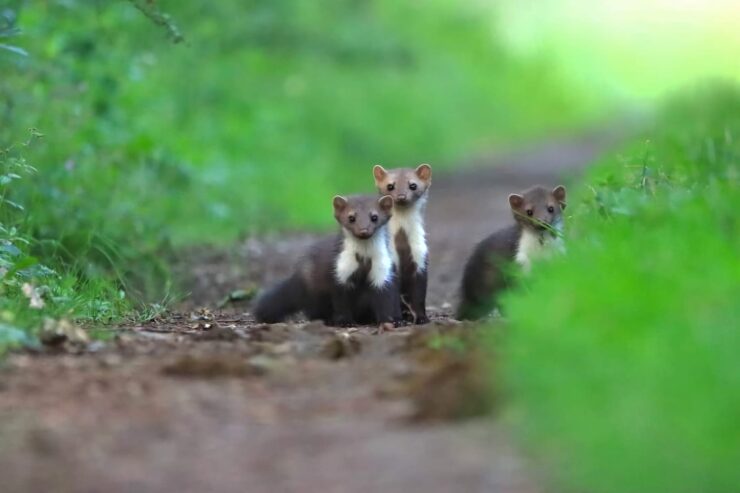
[253,275,305,323]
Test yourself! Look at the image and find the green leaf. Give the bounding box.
[0,243,21,257]
[217,287,258,308]
[5,255,38,278]
[0,43,28,57]
[19,262,56,278]
[0,323,34,347]
[3,199,24,211]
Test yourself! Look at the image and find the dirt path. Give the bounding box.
[0,136,609,493]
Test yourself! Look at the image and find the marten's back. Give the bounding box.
[298,235,342,292]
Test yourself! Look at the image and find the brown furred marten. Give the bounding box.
[457,185,566,320]
[373,164,432,324]
[253,195,401,330]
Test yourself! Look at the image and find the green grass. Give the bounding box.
[499,84,740,493]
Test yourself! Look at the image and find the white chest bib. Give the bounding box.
[334,229,393,289]
[389,197,428,272]
[515,224,565,273]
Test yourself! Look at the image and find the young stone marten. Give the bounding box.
[457,185,566,320]
[253,195,401,329]
[373,164,432,324]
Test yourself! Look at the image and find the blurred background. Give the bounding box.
[1,2,737,246]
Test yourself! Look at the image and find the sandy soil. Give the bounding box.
[0,135,611,493]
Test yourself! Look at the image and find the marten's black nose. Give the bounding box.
[397,194,407,202]
[358,229,370,238]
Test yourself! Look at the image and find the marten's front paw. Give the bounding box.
[414,314,430,325]
[374,322,395,334]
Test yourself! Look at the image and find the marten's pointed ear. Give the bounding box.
[373,165,387,183]
[553,185,566,208]
[378,195,394,213]
[333,195,348,213]
[415,163,432,182]
[508,194,524,209]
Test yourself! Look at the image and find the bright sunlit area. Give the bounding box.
[496,0,740,99]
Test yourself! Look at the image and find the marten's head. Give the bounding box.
[509,185,566,234]
[372,164,432,208]
[333,195,393,240]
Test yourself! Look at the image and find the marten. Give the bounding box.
[457,185,566,320]
[253,195,401,329]
[373,164,432,324]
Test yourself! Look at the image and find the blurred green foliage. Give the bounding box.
[2,0,591,243]
[500,84,740,493]
[495,0,740,103]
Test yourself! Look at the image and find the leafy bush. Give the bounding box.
[0,132,134,353]
[500,84,740,493]
[0,131,52,286]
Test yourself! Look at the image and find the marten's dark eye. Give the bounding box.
[409,183,418,191]
[348,215,356,223]
[526,209,534,216]
[370,214,378,222]
[387,183,395,191]
[547,206,555,213]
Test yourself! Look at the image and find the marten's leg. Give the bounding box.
[330,285,355,327]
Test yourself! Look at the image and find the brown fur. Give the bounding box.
[373,164,432,207]
[254,195,401,326]
[457,185,566,320]
[508,185,566,233]
[373,164,432,324]
[333,194,393,239]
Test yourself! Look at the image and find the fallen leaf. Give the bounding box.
[217,286,258,308]
[190,307,214,321]
[39,318,89,346]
